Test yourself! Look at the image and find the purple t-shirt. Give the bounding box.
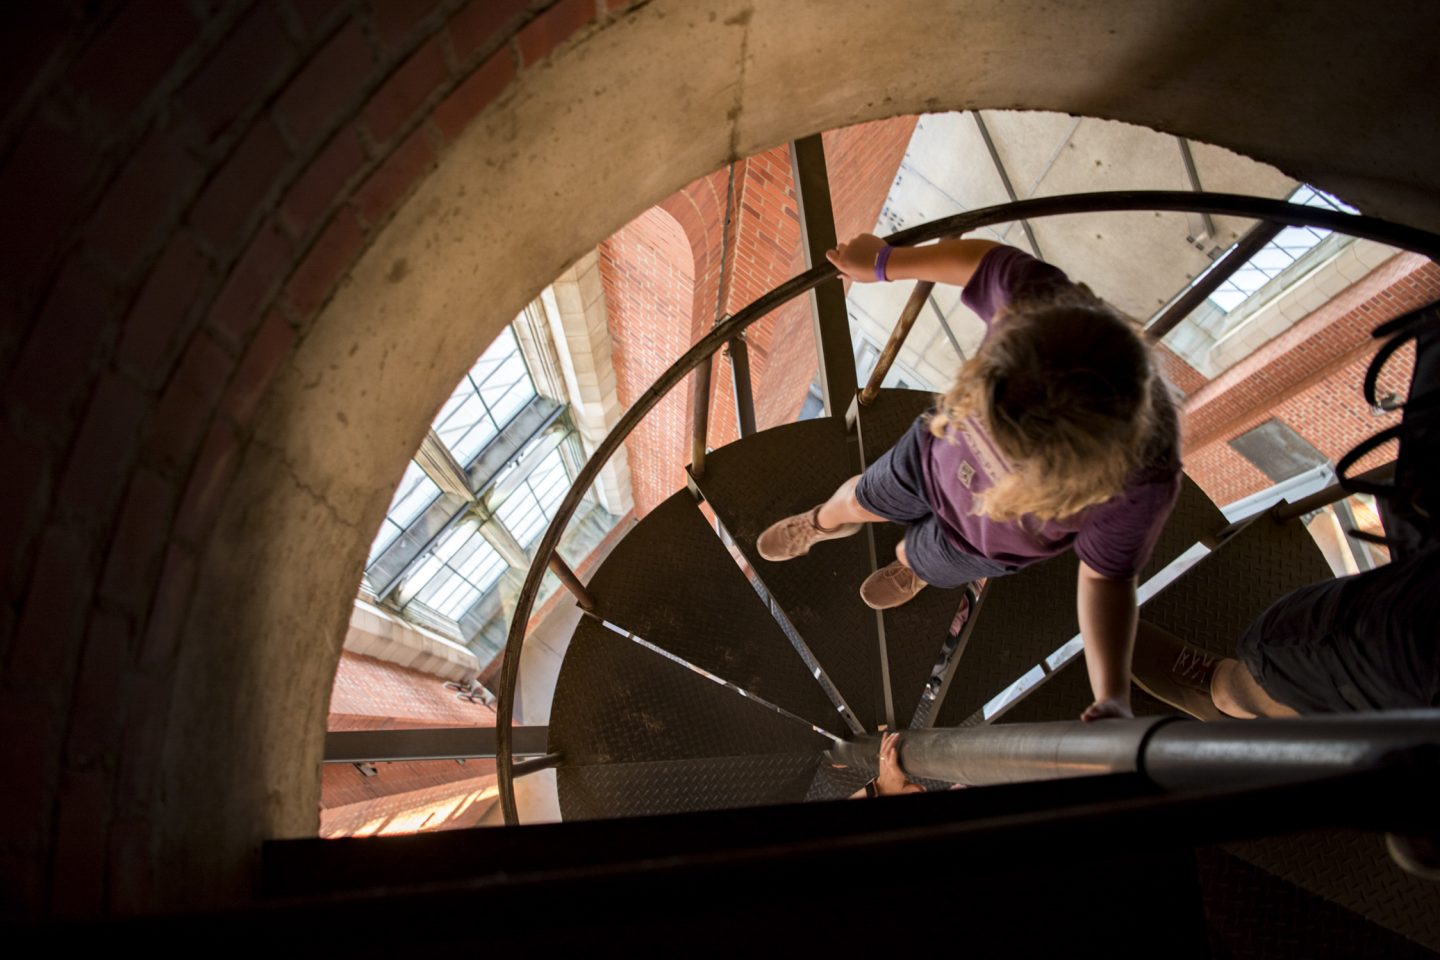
[919,246,1181,579]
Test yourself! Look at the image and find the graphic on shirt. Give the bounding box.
[956,460,975,488]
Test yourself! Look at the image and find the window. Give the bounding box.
[1205,186,1357,313]
[398,522,508,621]
[367,461,441,564]
[431,327,537,467]
[1228,419,1328,483]
[493,447,569,548]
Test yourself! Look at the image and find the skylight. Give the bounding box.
[367,461,441,564]
[1204,185,1358,313]
[432,327,537,466]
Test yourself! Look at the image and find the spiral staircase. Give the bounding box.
[548,386,1265,817]
[260,188,1440,955]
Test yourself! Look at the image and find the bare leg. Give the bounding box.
[895,537,911,568]
[816,475,890,529]
[1210,659,1300,719]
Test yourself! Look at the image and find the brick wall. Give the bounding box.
[328,650,496,730]
[319,763,498,837]
[0,0,624,915]
[599,207,697,516]
[1177,254,1438,505]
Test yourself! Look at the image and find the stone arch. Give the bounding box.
[4,0,1440,916]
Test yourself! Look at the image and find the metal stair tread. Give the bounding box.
[690,415,882,729]
[579,489,845,735]
[550,614,831,771]
[557,752,822,820]
[1000,509,1334,724]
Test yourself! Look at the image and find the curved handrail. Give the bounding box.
[497,190,1440,824]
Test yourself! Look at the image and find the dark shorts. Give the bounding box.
[854,416,1012,589]
[1237,545,1440,713]
[1239,322,1440,713]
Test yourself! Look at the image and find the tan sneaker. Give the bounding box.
[1131,621,1226,721]
[860,560,928,610]
[756,507,860,561]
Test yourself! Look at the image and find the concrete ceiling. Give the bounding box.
[846,111,1297,388]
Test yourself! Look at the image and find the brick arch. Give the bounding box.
[4,0,1440,919]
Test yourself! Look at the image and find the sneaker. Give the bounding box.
[756,507,860,561]
[860,560,928,610]
[1131,621,1226,721]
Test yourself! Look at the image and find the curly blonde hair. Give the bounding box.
[929,286,1166,523]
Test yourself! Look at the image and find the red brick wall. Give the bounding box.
[1178,253,1438,505]
[1,0,626,916]
[319,764,498,837]
[599,207,696,516]
[328,650,496,731]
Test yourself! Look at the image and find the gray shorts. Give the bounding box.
[854,416,1012,589]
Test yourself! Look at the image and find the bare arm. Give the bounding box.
[827,233,1000,287]
[1076,560,1137,722]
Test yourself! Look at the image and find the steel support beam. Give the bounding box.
[829,711,1440,790]
[927,292,967,361]
[1145,220,1286,342]
[974,111,1043,259]
[324,726,551,763]
[1176,137,1217,245]
[790,135,857,416]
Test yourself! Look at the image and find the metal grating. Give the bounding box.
[549,616,830,768]
[854,388,979,729]
[933,551,1083,728]
[1196,846,1439,959]
[581,490,843,735]
[1139,514,1334,659]
[1223,830,1440,952]
[557,753,822,821]
[804,761,874,801]
[693,416,882,729]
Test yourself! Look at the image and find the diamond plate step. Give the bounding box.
[1140,513,1333,658]
[690,416,882,730]
[550,616,831,770]
[933,476,1227,728]
[998,510,1333,724]
[557,753,822,821]
[854,388,977,728]
[579,489,844,735]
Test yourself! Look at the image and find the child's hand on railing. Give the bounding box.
[826,232,889,282]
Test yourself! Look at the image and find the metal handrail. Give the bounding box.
[497,190,1440,824]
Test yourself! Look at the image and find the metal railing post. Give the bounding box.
[547,553,596,612]
[860,280,934,406]
[690,355,713,477]
[727,333,757,437]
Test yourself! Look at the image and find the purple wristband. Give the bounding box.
[874,244,893,282]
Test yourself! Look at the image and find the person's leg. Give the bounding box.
[760,416,933,563]
[817,475,891,529]
[1210,658,1299,719]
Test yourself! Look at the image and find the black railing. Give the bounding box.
[496,190,1440,825]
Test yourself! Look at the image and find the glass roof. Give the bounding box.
[1205,186,1358,313]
